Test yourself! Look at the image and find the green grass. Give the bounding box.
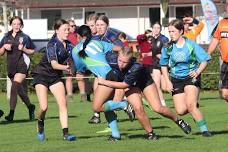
[0,91,228,152]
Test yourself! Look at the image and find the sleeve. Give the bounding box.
[192,22,204,36]
[159,47,170,66]
[100,41,114,53]
[24,35,36,49]
[46,42,57,63]
[193,42,211,62]
[0,36,7,48]
[136,34,147,43]
[123,65,142,86]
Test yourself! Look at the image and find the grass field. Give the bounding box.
[0,91,228,152]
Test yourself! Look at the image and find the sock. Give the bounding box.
[104,100,128,112]
[94,112,100,118]
[9,109,15,116]
[17,82,31,107]
[104,111,120,138]
[38,119,44,133]
[9,81,20,110]
[196,119,209,132]
[62,128,69,136]
[160,100,166,106]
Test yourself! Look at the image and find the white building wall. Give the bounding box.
[23,4,225,41]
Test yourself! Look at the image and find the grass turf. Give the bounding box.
[0,91,228,152]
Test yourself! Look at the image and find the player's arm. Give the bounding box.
[98,77,129,89]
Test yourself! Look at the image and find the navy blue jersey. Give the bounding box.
[106,53,145,87]
[0,30,35,77]
[31,37,73,77]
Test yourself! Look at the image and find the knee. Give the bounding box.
[222,93,228,100]
[175,107,188,116]
[134,106,146,118]
[186,103,197,113]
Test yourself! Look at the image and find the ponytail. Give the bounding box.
[78,35,92,58]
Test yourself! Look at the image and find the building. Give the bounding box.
[1,0,226,40]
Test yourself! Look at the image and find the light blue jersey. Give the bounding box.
[160,38,211,79]
[72,39,114,78]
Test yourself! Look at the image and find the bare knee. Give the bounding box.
[175,107,188,116]
[134,106,146,118]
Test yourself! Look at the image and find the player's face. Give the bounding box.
[118,54,131,70]
[96,19,108,35]
[11,19,22,33]
[152,24,161,36]
[87,20,97,35]
[56,23,70,41]
[168,25,183,42]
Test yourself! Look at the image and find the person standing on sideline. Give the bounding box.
[208,5,228,101]
[151,22,169,106]
[31,19,76,141]
[160,19,212,137]
[0,16,35,122]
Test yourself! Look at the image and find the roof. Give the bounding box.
[10,0,224,9]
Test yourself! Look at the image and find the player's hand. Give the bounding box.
[4,44,12,51]
[189,70,199,78]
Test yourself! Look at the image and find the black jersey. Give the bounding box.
[31,37,73,78]
[0,30,35,78]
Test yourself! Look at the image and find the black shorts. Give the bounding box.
[32,74,63,88]
[143,64,153,74]
[134,68,154,91]
[221,62,228,88]
[8,65,28,78]
[171,76,201,96]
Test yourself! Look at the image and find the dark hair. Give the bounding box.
[77,25,92,58]
[166,19,184,49]
[97,15,109,26]
[168,19,184,35]
[118,32,127,40]
[52,19,68,38]
[152,21,162,29]
[144,29,152,34]
[9,16,24,28]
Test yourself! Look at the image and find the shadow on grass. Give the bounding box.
[0,119,36,124]
[78,133,128,139]
[45,115,77,120]
[0,115,77,124]
[126,125,170,132]
[193,130,228,136]
[127,133,191,140]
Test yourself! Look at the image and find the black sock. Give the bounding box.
[9,110,15,116]
[63,128,69,136]
[38,119,44,133]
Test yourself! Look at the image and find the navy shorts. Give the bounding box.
[32,74,63,88]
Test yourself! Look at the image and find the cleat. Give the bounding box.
[37,132,45,141]
[125,103,135,122]
[108,136,121,141]
[147,132,159,140]
[96,127,112,134]
[202,131,212,137]
[63,134,76,141]
[29,104,36,120]
[176,119,191,134]
[0,109,4,118]
[88,116,101,124]
[5,114,14,122]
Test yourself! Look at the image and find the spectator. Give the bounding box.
[0,16,35,122]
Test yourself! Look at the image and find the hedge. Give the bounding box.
[0,45,221,92]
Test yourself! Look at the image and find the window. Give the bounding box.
[149,7,169,26]
[176,6,192,19]
[41,10,61,30]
